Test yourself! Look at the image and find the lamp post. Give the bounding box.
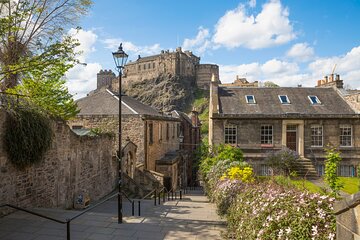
[112,43,128,224]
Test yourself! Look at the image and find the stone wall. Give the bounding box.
[344,93,360,113]
[68,115,145,164]
[334,192,360,240]
[196,64,219,90]
[0,110,116,213]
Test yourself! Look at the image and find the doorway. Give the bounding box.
[286,125,297,151]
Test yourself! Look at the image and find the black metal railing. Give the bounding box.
[1,192,120,240]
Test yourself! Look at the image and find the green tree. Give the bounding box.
[6,36,80,120]
[199,144,244,177]
[0,0,92,90]
[324,146,343,197]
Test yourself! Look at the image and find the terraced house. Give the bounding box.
[209,74,360,177]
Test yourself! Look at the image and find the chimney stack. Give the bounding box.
[316,74,343,88]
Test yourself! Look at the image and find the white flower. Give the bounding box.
[328,233,335,240]
[285,227,291,234]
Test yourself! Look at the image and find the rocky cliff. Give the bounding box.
[123,73,197,112]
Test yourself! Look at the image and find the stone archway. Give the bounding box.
[122,139,137,179]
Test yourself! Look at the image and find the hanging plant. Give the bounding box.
[3,108,53,169]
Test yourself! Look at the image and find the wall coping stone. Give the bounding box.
[334,192,360,215]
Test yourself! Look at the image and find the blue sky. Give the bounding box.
[66,0,360,98]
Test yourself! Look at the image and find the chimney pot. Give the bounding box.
[336,74,340,81]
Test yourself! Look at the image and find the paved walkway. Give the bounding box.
[0,189,225,240]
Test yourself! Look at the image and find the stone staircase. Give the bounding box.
[294,157,319,179]
[123,168,164,198]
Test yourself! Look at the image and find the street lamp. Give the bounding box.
[112,43,128,224]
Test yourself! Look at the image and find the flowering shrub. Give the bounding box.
[212,179,245,216]
[225,182,336,240]
[205,159,249,199]
[223,166,254,182]
[199,144,244,179]
[266,147,300,176]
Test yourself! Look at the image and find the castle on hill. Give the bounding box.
[96,47,220,91]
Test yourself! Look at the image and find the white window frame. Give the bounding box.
[308,95,321,104]
[311,125,323,147]
[278,95,290,104]
[261,125,273,145]
[224,124,237,144]
[245,95,256,104]
[340,125,352,147]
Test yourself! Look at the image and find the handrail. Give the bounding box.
[0,204,66,224]
[121,190,133,204]
[141,188,157,200]
[67,192,118,221]
[0,191,121,240]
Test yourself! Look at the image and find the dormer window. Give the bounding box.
[245,95,256,104]
[308,95,321,104]
[278,95,290,104]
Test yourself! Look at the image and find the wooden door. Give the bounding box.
[286,131,297,151]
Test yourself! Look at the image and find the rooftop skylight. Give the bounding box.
[245,95,256,104]
[308,95,321,104]
[278,95,290,104]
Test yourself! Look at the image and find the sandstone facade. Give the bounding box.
[209,76,360,177]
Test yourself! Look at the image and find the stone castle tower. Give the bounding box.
[96,47,220,91]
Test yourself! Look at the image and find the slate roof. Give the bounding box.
[76,89,162,116]
[217,86,357,117]
[172,110,192,124]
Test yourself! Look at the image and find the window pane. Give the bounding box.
[311,125,323,147]
[224,125,237,144]
[261,125,273,144]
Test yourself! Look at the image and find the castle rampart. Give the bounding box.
[97,47,219,90]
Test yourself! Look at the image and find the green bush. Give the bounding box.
[324,146,343,197]
[266,147,299,176]
[4,108,52,169]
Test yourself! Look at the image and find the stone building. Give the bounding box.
[68,88,188,191]
[96,47,220,91]
[221,75,259,87]
[172,109,202,186]
[209,74,360,177]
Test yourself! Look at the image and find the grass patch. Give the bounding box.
[339,177,360,194]
[290,179,325,194]
[259,176,325,194]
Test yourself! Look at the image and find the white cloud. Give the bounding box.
[66,63,102,99]
[65,28,102,98]
[103,39,161,57]
[68,28,98,62]
[220,59,301,86]
[287,42,315,62]
[182,27,211,55]
[219,45,360,90]
[308,45,360,89]
[213,0,295,49]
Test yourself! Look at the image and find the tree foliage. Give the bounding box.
[324,146,343,197]
[0,0,92,89]
[6,36,80,119]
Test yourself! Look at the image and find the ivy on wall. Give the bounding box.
[3,108,53,169]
